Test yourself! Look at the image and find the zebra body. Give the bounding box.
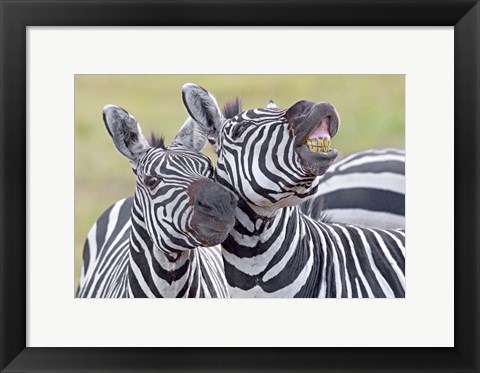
[77,197,131,298]
[223,202,405,298]
[76,104,236,298]
[300,148,405,229]
[182,84,405,298]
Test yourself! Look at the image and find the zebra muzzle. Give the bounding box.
[290,102,339,148]
[288,102,340,175]
[188,178,237,246]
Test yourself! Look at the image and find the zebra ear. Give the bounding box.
[102,105,150,167]
[182,83,224,144]
[169,117,208,152]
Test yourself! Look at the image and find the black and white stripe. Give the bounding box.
[77,197,131,298]
[221,203,405,298]
[300,148,405,229]
[77,105,235,298]
[182,84,405,298]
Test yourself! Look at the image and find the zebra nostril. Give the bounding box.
[196,200,212,210]
[194,185,236,219]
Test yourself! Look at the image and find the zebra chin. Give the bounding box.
[296,145,339,176]
[190,220,233,247]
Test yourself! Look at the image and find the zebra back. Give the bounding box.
[77,197,132,298]
[300,148,405,229]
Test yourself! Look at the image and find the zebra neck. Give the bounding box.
[225,198,331,297]
[233,196,296,239]
[223,202,325,297]
[225,198,405,298]
[127,201,199,298]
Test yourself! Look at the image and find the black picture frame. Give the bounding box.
[1,1,479,372]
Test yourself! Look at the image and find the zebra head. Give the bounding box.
[102,105,237,250]
[182,84,340,213]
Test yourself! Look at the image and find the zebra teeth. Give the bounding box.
[306,137,332,153]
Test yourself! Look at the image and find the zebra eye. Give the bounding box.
[231,123,248,140]
[144,175,161,189]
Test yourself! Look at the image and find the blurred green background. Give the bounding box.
[74,75,404,291]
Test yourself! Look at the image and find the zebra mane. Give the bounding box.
[223,97,242,119]
[148,133,166,149]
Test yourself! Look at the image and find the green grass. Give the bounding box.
[74,74,405,291]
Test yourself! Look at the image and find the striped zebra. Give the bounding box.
[182,84,405,298]
[300,148,405,229]
[76,105,237,298]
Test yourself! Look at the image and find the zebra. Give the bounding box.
[182,83,405,298]
[76,104,237,298]
[266,100,405,230]
[300,148,405,229]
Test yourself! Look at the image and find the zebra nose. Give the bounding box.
[194,185,237,219]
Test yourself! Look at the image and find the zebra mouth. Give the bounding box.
[293,104,340,175]
[296,145,338,176]
[296,127,338,175]
[301,124,337,158]
[190,211,236,246]
[192,223,232,246]
[303,119,334,154]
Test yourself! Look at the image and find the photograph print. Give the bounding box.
[75,75,405,298]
